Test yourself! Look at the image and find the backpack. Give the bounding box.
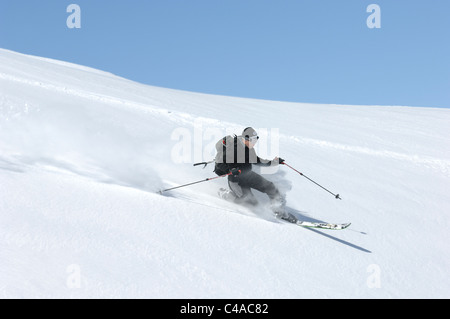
[213,135,237,176]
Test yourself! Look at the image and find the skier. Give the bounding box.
[214,127,296,222]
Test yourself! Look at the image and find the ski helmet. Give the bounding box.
[242,127,259,141]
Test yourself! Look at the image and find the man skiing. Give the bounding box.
[214,127,296,222]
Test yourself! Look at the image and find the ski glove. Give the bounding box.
[278,158,285,164]
[230,168,241,176]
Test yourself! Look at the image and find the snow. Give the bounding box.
[1,48,449,298]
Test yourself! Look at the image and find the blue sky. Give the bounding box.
[1,0,449,108]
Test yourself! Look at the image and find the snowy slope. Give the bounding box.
[1,48,450,298]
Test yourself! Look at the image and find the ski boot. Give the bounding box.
[218,188,236,201]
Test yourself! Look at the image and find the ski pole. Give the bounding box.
[282,162,342,200]
[193,160,215,169]
[159,172,232,194]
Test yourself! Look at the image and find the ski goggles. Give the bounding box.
[245,136,259,143]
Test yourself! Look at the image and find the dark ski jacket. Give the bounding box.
[214,135,273,176]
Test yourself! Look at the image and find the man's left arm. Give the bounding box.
[256,156,285,166]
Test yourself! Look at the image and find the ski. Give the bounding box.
[279,213,351,230]
[217,191,351,230]
[295,221,351,230]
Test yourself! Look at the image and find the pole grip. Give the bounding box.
[193,160,214,169]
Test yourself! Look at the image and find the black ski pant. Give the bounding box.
[228,170,279,201]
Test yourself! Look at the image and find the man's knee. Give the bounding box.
[262,181,279,198]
